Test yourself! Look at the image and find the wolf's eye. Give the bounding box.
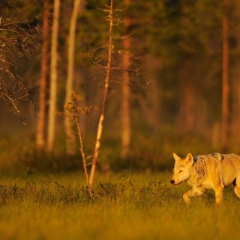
[179,170,183,173]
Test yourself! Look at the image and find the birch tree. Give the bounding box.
[89,0,114,188]
[64,0,82,155]
[47,0,60,152]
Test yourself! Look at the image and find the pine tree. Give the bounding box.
[36,0,50,149]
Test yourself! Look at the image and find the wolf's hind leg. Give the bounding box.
[234,176,240,198]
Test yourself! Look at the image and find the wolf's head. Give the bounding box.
[170,153,194,185]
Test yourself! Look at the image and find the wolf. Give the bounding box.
[170,152,240,204]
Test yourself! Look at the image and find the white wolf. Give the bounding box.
[170,153,240,204]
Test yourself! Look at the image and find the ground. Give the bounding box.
[0,171,239,240]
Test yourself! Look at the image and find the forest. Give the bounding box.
[1,0,240,239]
[1,0,240,173]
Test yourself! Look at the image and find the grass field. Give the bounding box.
[0,171,240,240]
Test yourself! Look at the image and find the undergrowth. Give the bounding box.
[0,173,240,240]
[0,175,179,207]
[0,132,217,173]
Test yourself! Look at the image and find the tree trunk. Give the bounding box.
[221,0,230,151]
[177,56,196,133]
[47,0,60,152]
[64,0,82,155]
[177,2,197,134]
[146,55,162,134]
[230,0,240,148]
[36,0,49,149]
[89,0,114,188]
[121,0,131,159]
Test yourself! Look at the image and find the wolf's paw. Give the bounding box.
[215,199,222,205]
[183,193,191,204]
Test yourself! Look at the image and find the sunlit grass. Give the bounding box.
[0,172,239,240]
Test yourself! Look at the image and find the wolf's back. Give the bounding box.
[194,153,222,162]
[221,153,240,170]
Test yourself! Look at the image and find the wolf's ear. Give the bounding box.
[185,153,193,164]
[173,153,181,161]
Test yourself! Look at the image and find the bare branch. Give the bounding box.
[0,3,40,120]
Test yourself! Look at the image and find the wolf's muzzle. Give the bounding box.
[170,180,175,184]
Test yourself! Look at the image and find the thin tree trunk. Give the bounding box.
[222,0,230,151]
[76,115,92,197]
[231,1,240,146]
[121,0,131,158]
[47,0,60,152]
[36,0,49,149]
[177,3,197,134]
[64,0,81,155]
[146,55,162,134]
[89,0,114,188]
[177,57,196,133]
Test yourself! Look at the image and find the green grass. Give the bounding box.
[0,172,239,240]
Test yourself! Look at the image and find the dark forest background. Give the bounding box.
[1,0,240,173]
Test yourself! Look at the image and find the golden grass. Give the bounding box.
[0,172,239,240]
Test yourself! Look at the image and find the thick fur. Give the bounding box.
[170,153,240,204]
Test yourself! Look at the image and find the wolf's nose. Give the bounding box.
[170,180,175,184]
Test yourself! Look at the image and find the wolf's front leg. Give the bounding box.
[183,188,204,204]
[214,185,224,204]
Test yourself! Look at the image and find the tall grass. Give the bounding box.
[0,172,239,240]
